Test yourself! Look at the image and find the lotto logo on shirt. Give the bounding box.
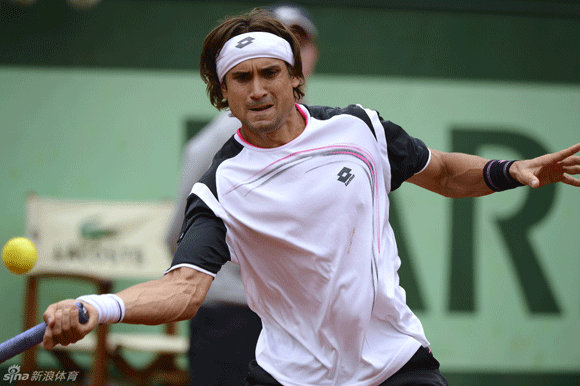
[337,167,355,186]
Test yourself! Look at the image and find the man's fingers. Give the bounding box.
[534,143,580,168]
[516,169,539,188]
[561,174,580,187]
[560,157,580,168]
[562,165,580,174]
[42,300,85,349]
[69,305,81,343]
[51,308,64,347]
[551,143,580,162]
[60,306,73,345]
[43,303,57,326]
[43,328,55,350]
[43,304,59,350]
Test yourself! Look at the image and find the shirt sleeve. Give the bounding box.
[380,116,430,191]
[165,113,241,256]
[169,192,230,275]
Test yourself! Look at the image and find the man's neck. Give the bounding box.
[239,104,306,149]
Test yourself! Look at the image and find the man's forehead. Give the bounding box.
[229,57,286,73]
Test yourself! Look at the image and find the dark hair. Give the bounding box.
[200,8,305,110]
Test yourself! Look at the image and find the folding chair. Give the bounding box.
[22,195,189,385]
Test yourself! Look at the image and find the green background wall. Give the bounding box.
[1,0,579,384]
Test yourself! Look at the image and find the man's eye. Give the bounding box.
[235,74,250,82]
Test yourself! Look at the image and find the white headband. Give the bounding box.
[216,32,295,82]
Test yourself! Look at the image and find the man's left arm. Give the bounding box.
[407,143,580,198]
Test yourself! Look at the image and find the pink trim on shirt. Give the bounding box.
[296,103,308,122]
[236,127,252,146]
[224,142,382,253]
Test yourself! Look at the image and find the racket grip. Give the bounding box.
[0,302,89,363]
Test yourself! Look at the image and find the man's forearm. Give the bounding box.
[116,267,213,325]
[408,149,493,198]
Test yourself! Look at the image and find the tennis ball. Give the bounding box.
[2,237,38,274]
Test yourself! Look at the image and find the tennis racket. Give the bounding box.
[0,302,89,363]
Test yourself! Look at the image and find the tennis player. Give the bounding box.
[43,8,580,386]
[165,3,320,384]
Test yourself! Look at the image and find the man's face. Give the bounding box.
[221,57,300,137]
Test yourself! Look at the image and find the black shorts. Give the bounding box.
[378,346,448,386]
[244,346,448,386]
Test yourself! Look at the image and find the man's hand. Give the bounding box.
[42,300,99,350]
[511,143,580,188]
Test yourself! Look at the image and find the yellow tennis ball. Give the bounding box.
[2,237,38,274]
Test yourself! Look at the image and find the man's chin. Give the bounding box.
[247,108,274,122]
[248,124,277,135]
[245,117,278,133]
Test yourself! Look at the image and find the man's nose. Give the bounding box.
[249,78,267,99]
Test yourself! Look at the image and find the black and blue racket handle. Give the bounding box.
[0,302,89,363]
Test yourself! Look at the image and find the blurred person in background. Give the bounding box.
[165,3,319,385]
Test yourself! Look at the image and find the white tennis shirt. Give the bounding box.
[169,104,431,386]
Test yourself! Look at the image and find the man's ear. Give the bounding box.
[220,81,228,100]
[290,75,301,89]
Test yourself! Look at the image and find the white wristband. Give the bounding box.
[77,294,126,324]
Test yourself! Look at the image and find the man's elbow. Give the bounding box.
[165,267,213,321]
[177,288,205,321]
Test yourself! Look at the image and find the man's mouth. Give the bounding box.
[249,104,273,112]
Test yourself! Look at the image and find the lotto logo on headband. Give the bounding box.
[236,37,255,49]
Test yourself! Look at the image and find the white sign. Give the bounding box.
[26,195,174,279]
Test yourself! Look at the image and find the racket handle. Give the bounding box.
[0,302,89,363]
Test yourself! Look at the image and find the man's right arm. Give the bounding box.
[43,267,213,350]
